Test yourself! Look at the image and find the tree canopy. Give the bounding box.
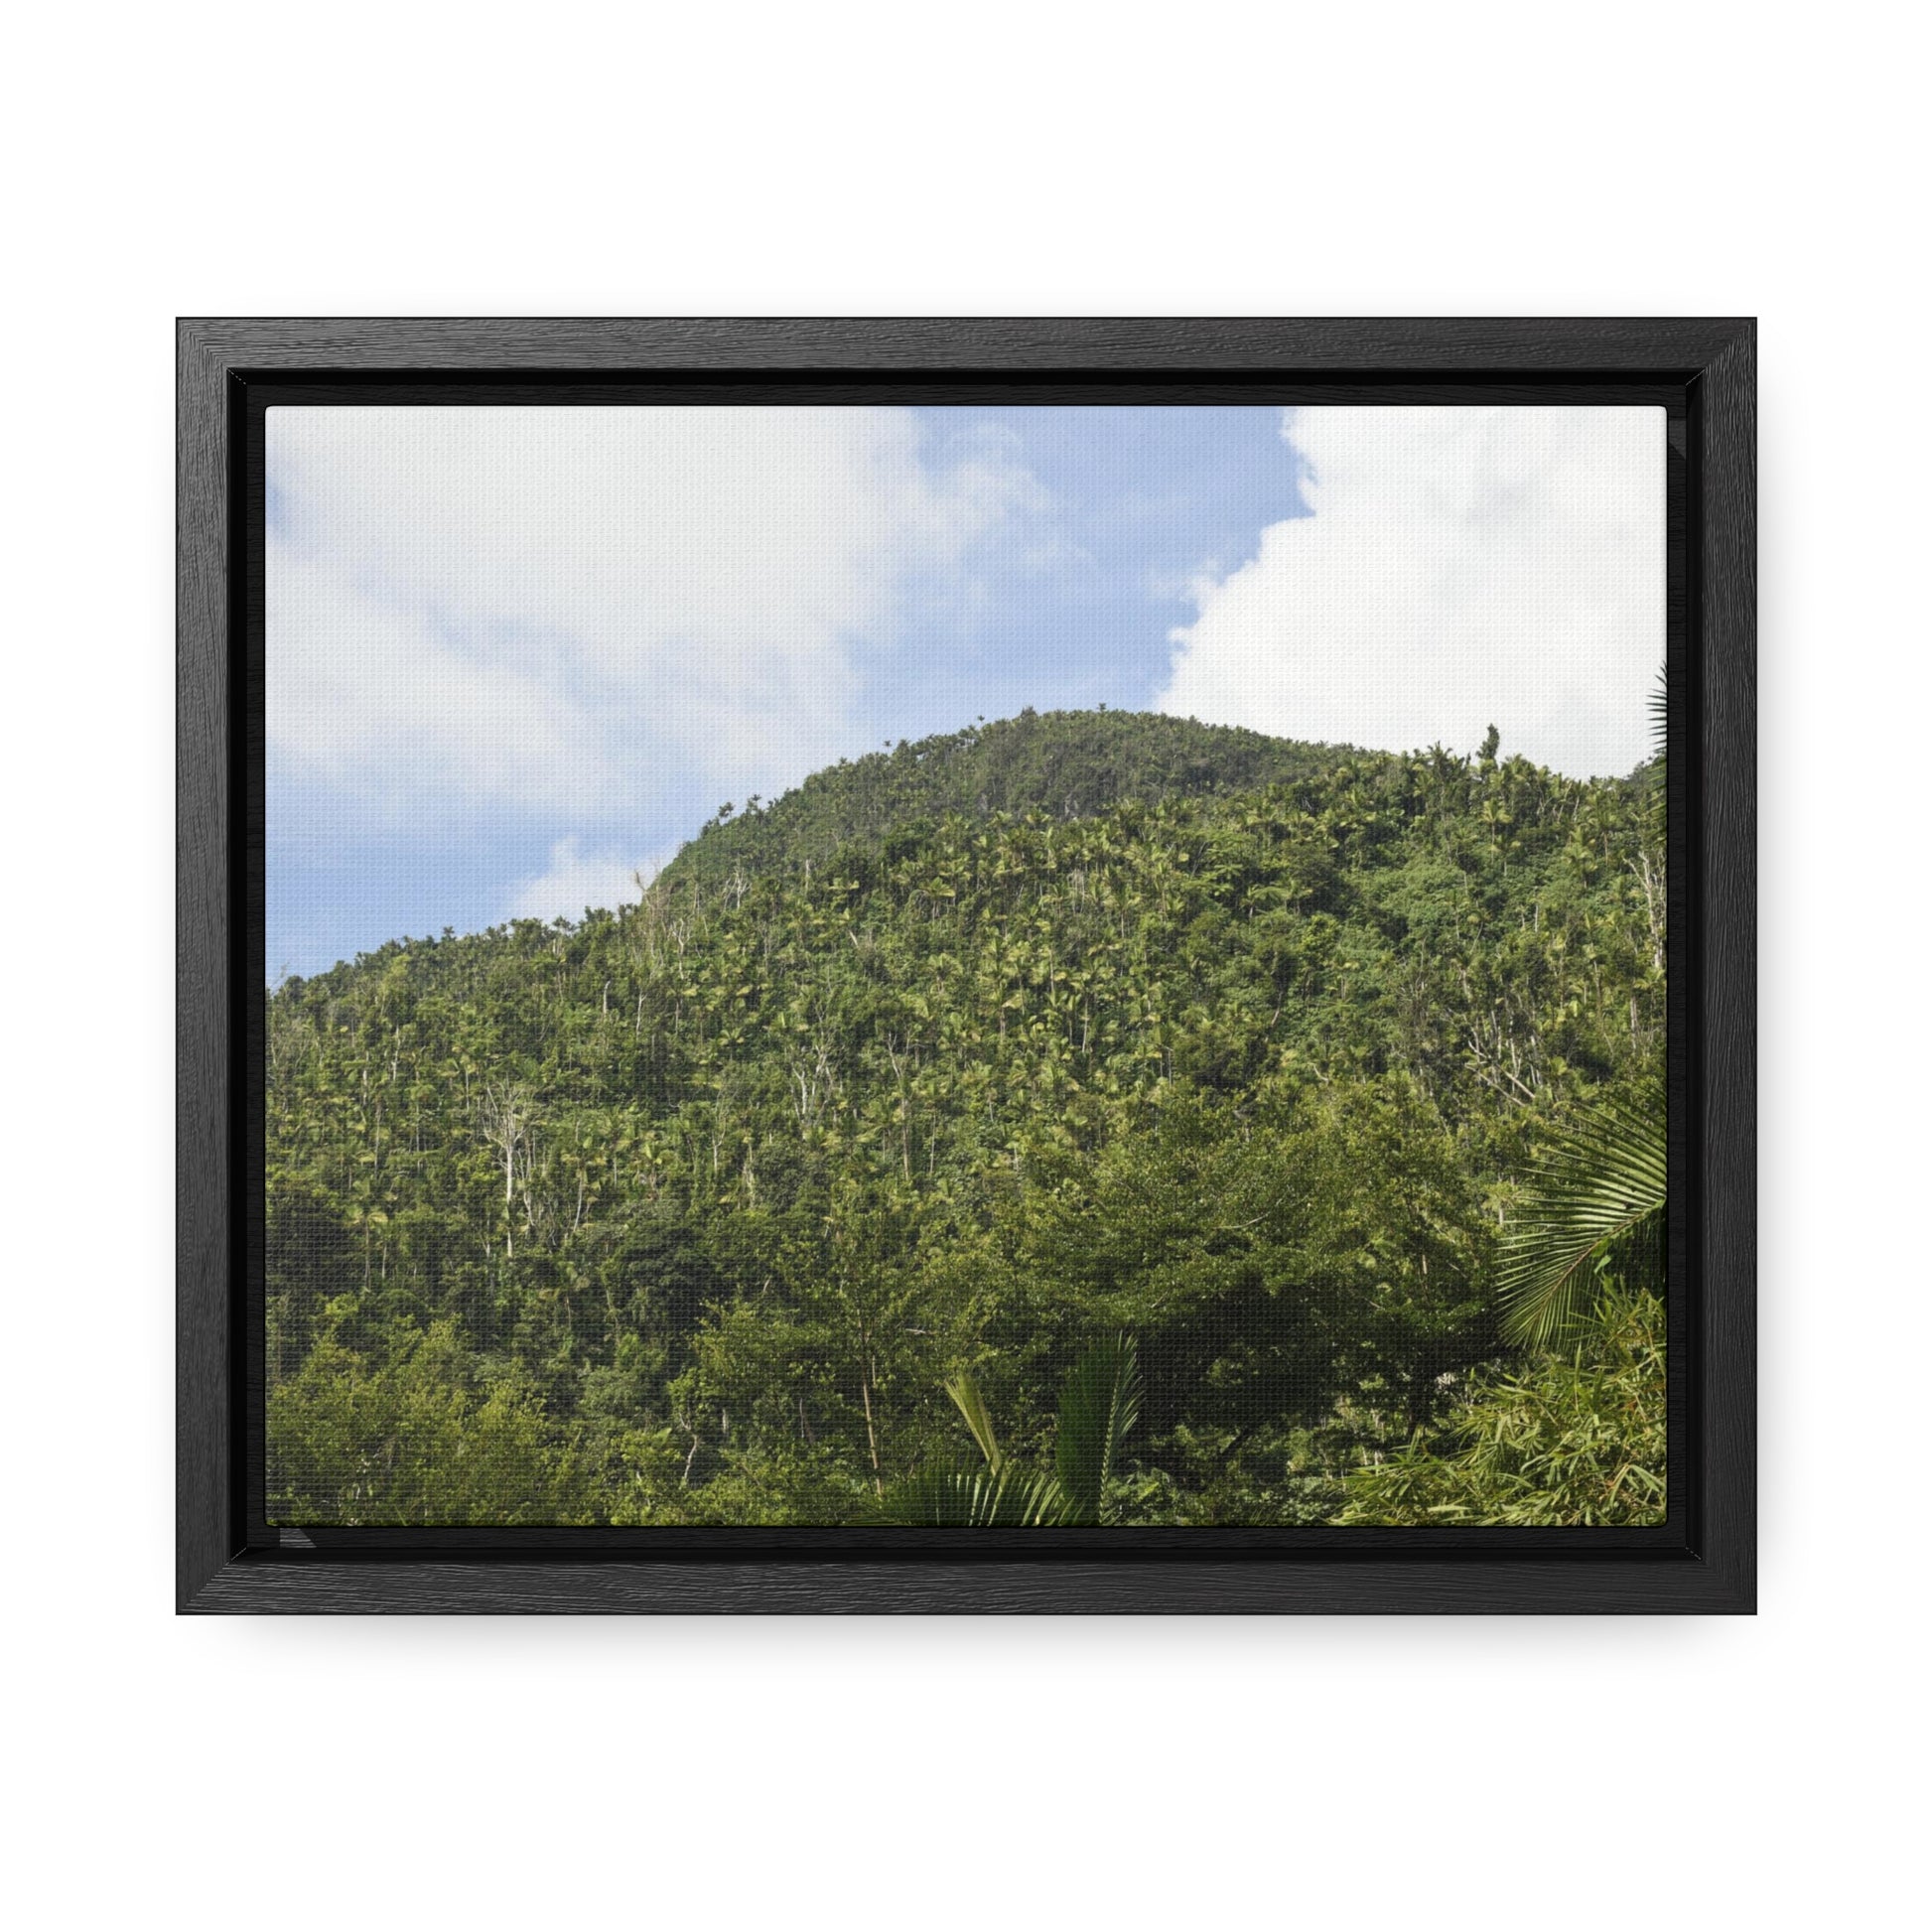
[267,708,1667,1526]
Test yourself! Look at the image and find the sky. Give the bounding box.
[266,403,1664,978]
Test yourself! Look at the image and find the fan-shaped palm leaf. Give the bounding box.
[1498,1085,1667,1348]
[884,1336,1144,1527]
[1055,1333,1143,1525]
[882,1462,1066,1526]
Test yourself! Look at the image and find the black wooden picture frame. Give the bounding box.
[178,317,1754,1613]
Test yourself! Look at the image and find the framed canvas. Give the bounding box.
[178,317,1754,1613]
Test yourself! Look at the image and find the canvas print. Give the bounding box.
[265,403,1667,1528]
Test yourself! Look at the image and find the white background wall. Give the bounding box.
[4,4,1919,1926]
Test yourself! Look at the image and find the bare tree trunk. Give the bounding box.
[860,1357,884,1500]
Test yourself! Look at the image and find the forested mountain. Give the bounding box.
[661,708,1350,893]
[267,709,1667,1526]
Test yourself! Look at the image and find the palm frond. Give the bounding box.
[881,1462,1065,1527]
[944,1373,1004,1473]
[1648,665,1668,847]
[1054,1333,1143,1525]
[1498,1085,1667,1348]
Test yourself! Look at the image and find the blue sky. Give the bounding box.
[266,403,1662,978]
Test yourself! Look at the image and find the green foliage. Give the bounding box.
[1648,669,1669,848]
[662,707,1350,894]
[1496,1081,1667,1346]
[268,1320,588,1525]
[1055,1334,1143,1524]
[885,1462,1066,1527]
[882,1333,1145,1527]
[266,707,1667,1527]
[945,1372,1006,1473]
[1338,1290,1667,1526]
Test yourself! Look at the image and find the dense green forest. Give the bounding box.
[267,708,1667,1526]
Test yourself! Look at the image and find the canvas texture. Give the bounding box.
[265,404,1667,1528]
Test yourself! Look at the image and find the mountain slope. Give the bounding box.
[266,710,1666,1528]
[660,708,1354,892]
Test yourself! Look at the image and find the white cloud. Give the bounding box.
[268,406,1044,826]
[1157,407,1665,776]
[504,839,672,924]
[267,547,618,820]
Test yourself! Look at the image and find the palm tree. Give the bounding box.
[882,1334,1143,1526]
[1497,671,1670,1349]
